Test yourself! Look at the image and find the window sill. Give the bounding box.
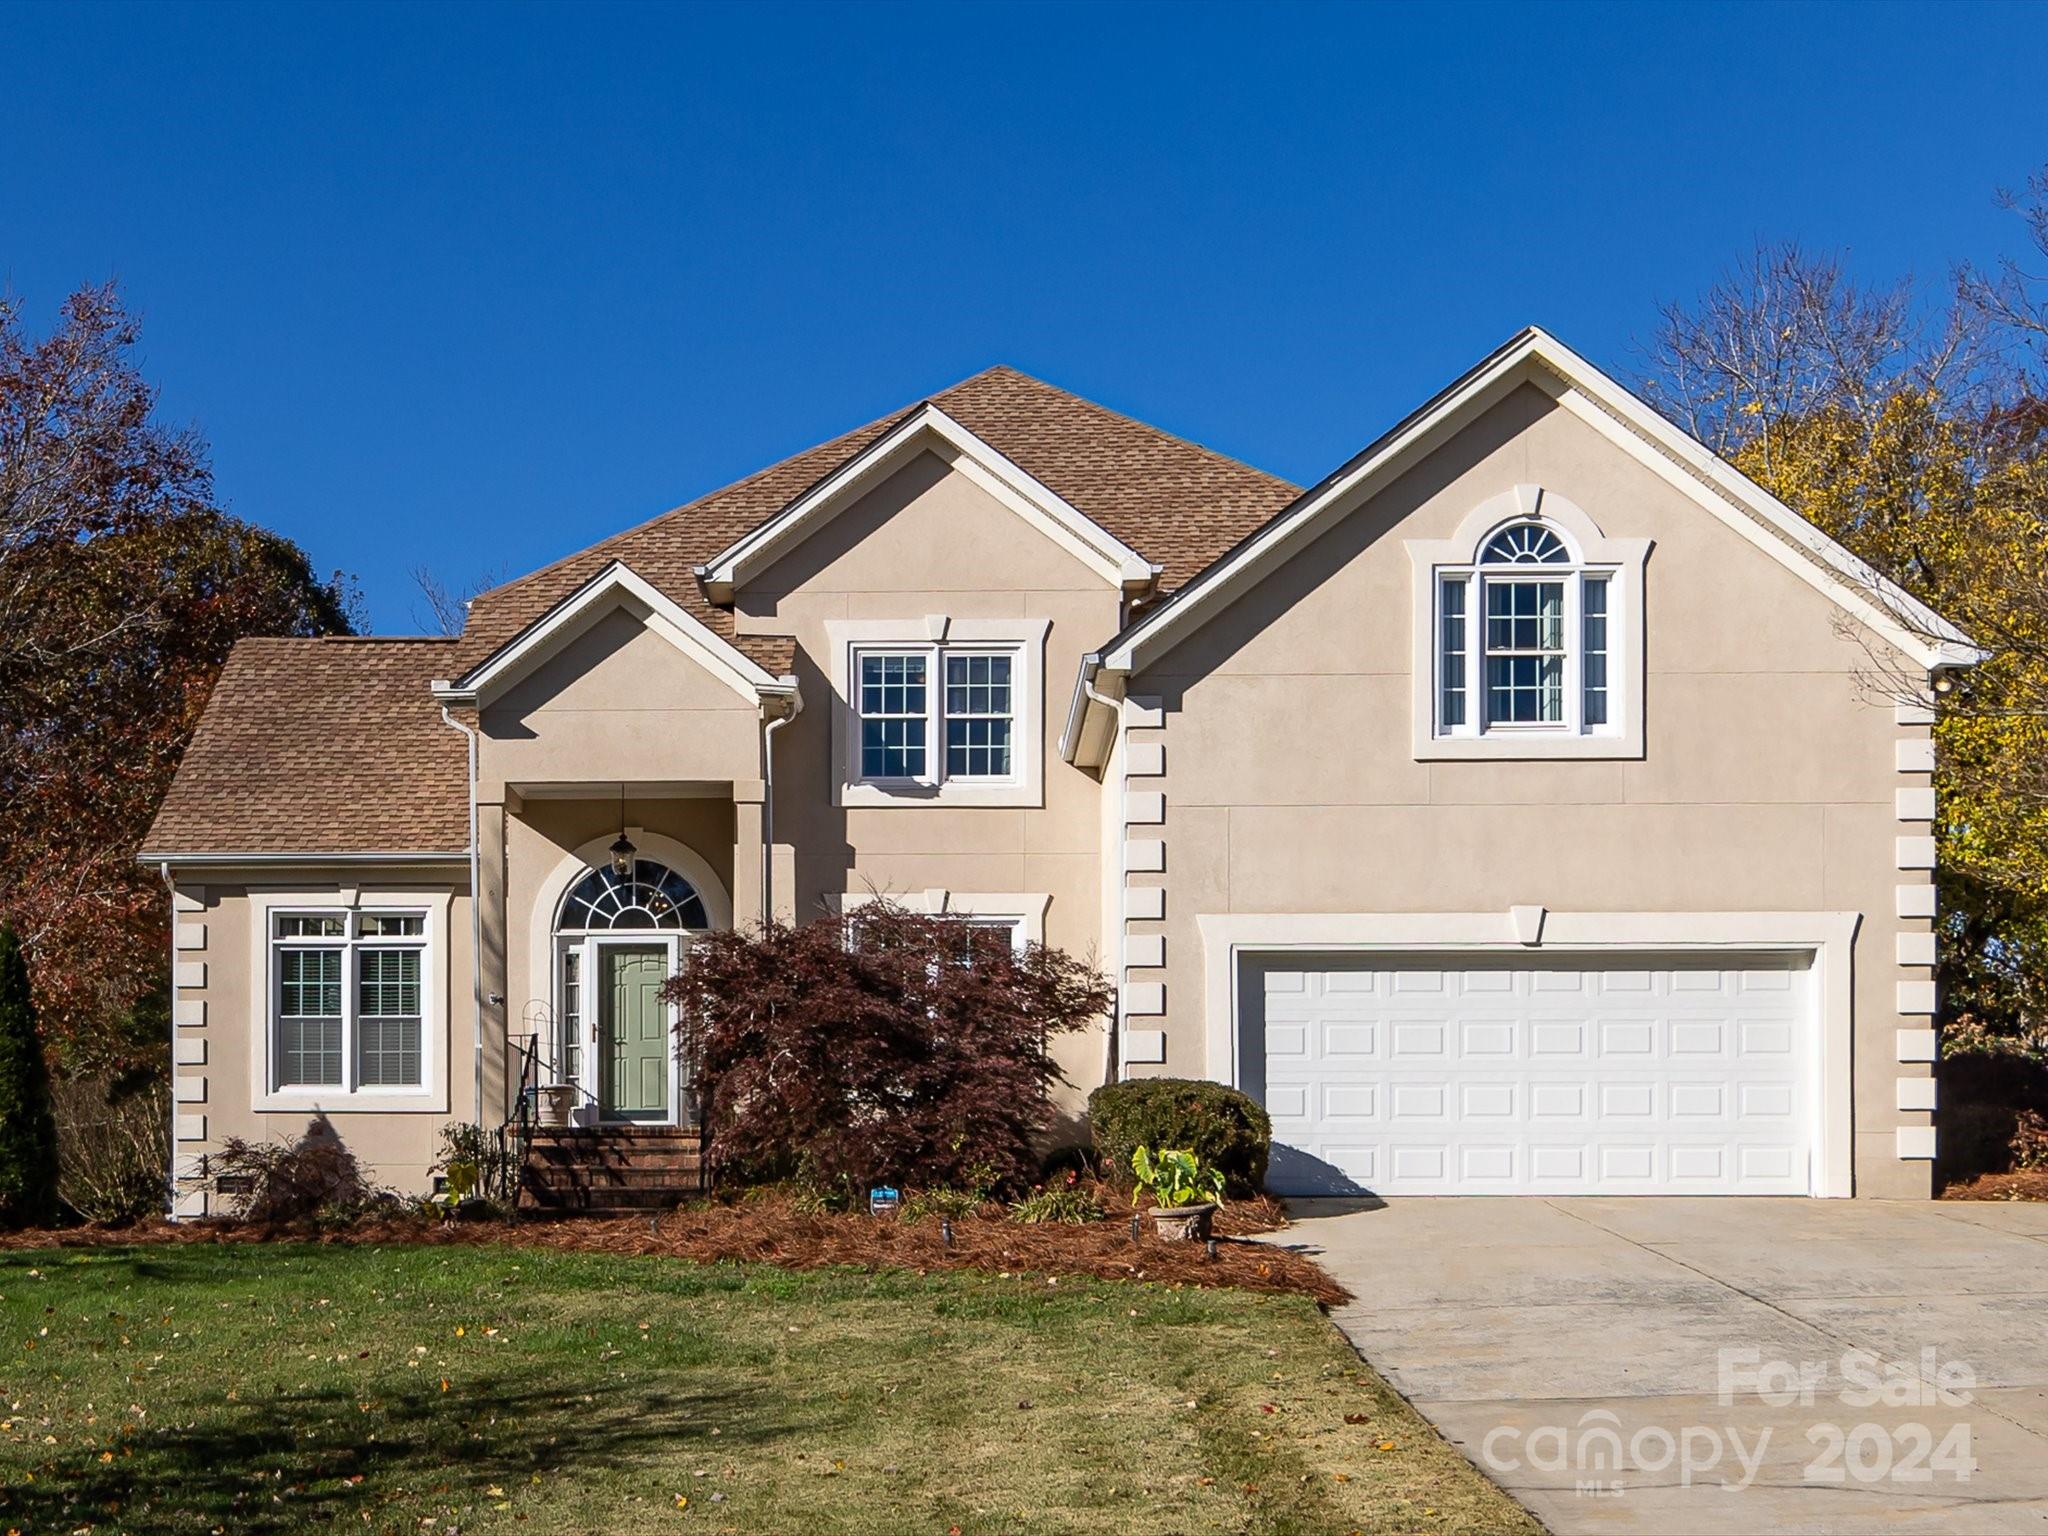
[1415,730,1643,762]
[252,1089,448,1115]
[836,779,1042,809]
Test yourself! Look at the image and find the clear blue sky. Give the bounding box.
[7,0,2044,632]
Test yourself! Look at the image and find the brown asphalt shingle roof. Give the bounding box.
[144,638,469,855]
[150,367,1299,856]
[451,366,1298,672]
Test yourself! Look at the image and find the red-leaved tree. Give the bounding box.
[0,285,356,1079]
[666,902,1113,1196]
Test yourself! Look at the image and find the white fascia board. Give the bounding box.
[695,404,1152,598]
[1105,328,1981,675]
[433,561,778,706]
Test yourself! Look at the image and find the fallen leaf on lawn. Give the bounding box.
[673,1494,688,1509]
[1376,1439,1397,1452]
[1259,1403,1276,1414]
[1343,1413,1370,1425]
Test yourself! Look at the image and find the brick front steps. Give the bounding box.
[518,1125,708,1215]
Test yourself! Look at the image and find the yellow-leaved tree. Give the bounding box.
[1644,225,2048,1077]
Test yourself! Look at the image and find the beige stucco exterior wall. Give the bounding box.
[733,448,1122,1117]
[476,607,763,800]
[1125,384,1934,1197]
[167,867,476,1210]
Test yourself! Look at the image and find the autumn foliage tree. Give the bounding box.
[1641,207,2048,1057]
[0,285,356,1080]
[666,902,1114,1197]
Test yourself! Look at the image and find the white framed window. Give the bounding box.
[269,909,427,1093]
[852,644,1019,787]
[829,619,1049,806]
[834,890,1048,950]
[1407,486,1649,760]
[247,890,449,1113]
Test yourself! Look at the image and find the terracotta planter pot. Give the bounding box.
[1148,1202,1217,1241]
[535,1083,577,1129]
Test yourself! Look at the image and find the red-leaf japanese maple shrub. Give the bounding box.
[667,901,1113,1199]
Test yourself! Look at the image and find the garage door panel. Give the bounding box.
[1257,954,1814,1197]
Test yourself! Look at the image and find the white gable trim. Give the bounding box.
[1102,327,1983,676]
[431,561,781,707]
[694,403,1158,601]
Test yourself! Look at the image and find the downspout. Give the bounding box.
[1078,655,1128,1085]
[158,860,177,1219]
[441,708,485,1124]
[760,686,802,926]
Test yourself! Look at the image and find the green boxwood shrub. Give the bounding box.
[1088,1077,1270,1196]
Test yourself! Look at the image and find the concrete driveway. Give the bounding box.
[1278,1197,2048,1535]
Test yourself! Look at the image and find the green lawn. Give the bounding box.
[0,1243,1535,1536]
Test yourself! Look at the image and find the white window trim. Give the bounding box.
[247,888,452,1114]
[835,888,1050,949]
[1407,485,1649,760]
[1194,908,1859,1199]
[827,617,1049,807]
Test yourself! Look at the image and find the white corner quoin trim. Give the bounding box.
[432,561,783,707]
[695,403,1158,601]
[1194,909,1862,1199]
[1102,327,1982,678]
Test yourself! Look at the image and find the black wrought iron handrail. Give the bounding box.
[496,1032,543,1203]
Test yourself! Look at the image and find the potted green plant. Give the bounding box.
[1132,1145,1225,1241]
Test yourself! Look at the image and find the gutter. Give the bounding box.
[139,850,469,869]
[1058,652,1124,768]
[440,708,486,1127]
[759,678,802,925]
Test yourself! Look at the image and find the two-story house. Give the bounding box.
[143,329,1978,1210]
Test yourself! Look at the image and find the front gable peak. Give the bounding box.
[693,403,1160,603]
[431,561,791,708]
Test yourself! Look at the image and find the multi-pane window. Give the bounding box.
[855,645,1020,784]
[559,949,582,1088]
[945,654,1013,778]
[1438,578,1467,728]
[1483,580,1566,723]
[1434,520,1619,740]
[859,653,929,779]
[1582,576,1610,727]
[271,910,427,1092]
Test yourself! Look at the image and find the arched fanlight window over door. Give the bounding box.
[557,859,710,933]
[550,858,709,1114]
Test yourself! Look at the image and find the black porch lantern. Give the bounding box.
[609,785,635,879]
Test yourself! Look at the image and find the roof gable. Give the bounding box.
[434,562,788,707]
[1102,328,1982,677]
[696,404,1157,600]
[448,367,1299,675]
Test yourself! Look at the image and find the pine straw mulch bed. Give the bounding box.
[0,1191,1350,1306]
[1941,1167,2048,1200]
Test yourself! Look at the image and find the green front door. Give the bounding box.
[600,946,669,1120]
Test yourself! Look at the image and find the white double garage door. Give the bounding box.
[1250,952,1817,1196]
